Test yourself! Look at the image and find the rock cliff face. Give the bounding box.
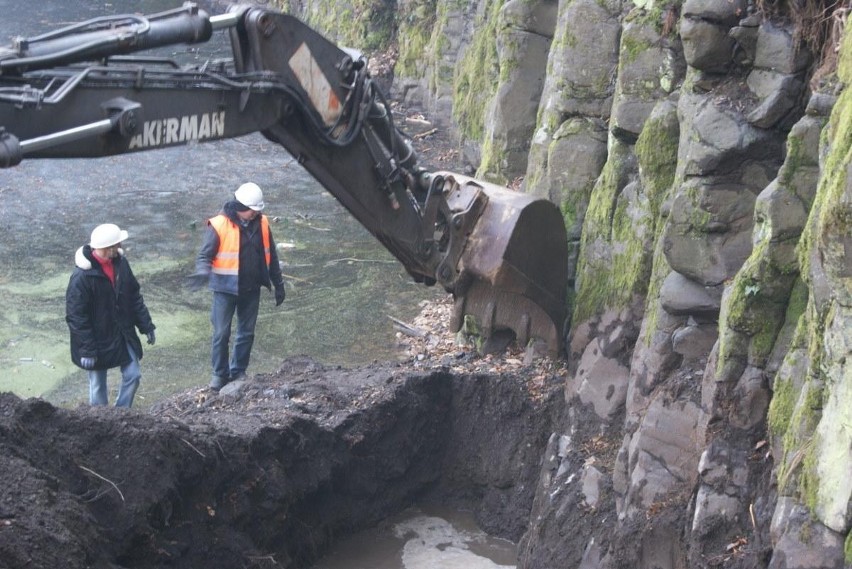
[281,0,851,566]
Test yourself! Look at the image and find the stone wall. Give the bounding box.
[515,0,850,567]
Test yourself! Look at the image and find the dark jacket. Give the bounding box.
[65,245,155,370]
[195,200,284,295]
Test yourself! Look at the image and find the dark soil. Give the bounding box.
[0,346,566,569]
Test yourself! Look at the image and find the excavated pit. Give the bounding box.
[0,356,563,569]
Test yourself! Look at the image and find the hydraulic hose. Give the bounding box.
[0,5,212,73]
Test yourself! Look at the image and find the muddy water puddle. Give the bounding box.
[312,506,517,569]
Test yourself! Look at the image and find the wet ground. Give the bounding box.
[0,350,563,569]
[0,0,445,407]
[310,506,517,569]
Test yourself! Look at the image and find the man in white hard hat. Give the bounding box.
[188,182,286,391]
[65,223,156,407]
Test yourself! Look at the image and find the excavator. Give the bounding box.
[0,3,568,355]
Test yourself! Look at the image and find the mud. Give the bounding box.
[0,356,563,569]
[312,505,519,568]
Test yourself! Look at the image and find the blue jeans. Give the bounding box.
[87,342,141,408]
[211,290,260,381]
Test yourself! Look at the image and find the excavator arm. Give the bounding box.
[0,3,567,355]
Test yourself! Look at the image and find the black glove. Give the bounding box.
[185,271,210,291]
[275,285,285,306]
[80,356,97,370]
[146,330,156,345]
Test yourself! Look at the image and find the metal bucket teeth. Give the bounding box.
[451,282,564,356]
[437,173,568,356]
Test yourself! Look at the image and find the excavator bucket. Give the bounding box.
[434,173,568,357]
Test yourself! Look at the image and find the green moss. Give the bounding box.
[719,237,802,370]
[629,108,680,345]
[611,196,652,295]
[497,27,522,84]
[778,377,824,486]
[635,109,678,223]
[805,302,829,389]
[525,164,545,194]
[564,29,579,49]
[561,198,579,232]
[584,146,623,232]
[762,283,809,433]
[620,30,652,67]
[477,137,509,185]
[800,430,823,512]
[779,133,805,188]
[804,379,824,410]
[798,86,852,281]
[771,29,852,506]
[573,142,654,323]
[718,286,745,374]
[624,1,683,36]
[298,0,395,52]
[475,1,529,181]
[785,277,809,332]
[752,321,781,360]
[683,184,714,230]
[452,0,502,142]
[768,376,796,436]
[789,303,811,351]
[838,22,852,83]
[844,531,852,565]
[456,314,484,352]
[396,0,437,78]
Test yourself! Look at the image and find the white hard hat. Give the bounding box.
[90,223,129,249]
[234,182,265,211]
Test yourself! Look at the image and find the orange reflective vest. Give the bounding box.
[209,214,272,292]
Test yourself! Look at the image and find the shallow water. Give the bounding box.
[311,506,517,569]
[0,0,440,407]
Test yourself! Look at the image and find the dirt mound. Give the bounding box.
[0,326,565,569]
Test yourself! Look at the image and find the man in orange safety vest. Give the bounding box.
[188,182,286,391]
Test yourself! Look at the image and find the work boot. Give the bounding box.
[229,372,247,383]
[209,375,229,392]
